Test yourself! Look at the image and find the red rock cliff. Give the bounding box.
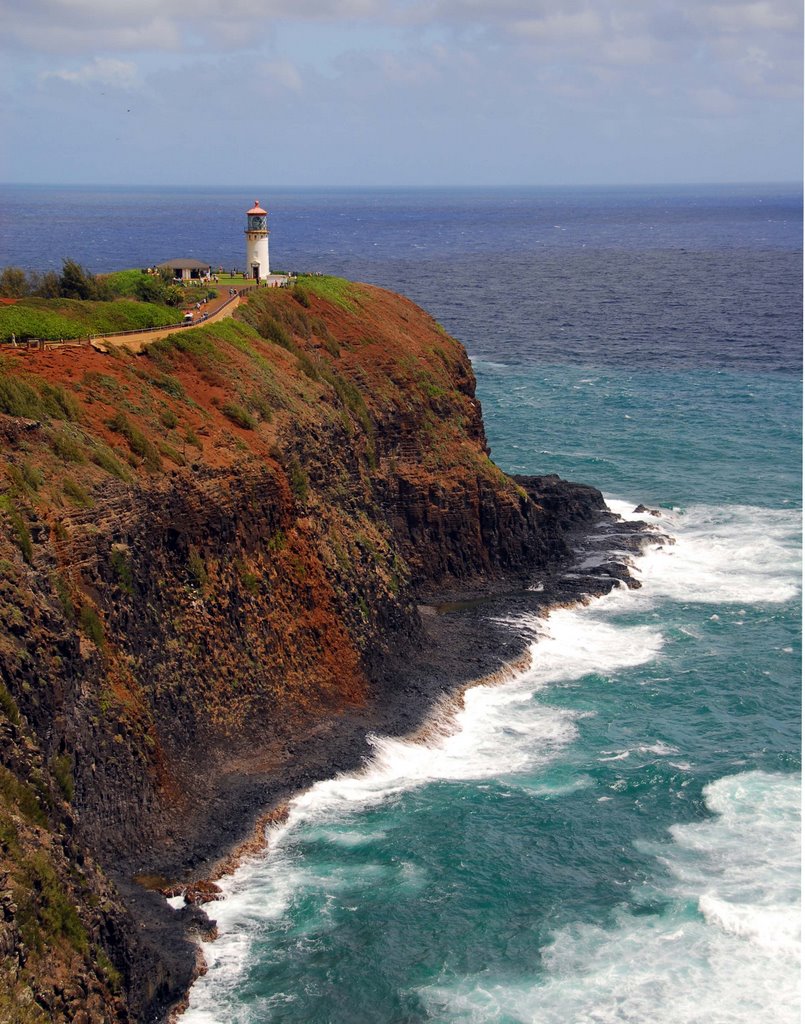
[0,278,608,1022]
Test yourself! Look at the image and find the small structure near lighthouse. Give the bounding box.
[245,200,270,281]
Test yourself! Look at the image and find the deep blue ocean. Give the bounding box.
[1,184,801,1023]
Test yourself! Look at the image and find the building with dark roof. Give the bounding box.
[157,258,211,281]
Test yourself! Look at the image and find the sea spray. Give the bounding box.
[422,772,800,1024]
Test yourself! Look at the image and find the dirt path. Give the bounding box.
[93,278,288,354]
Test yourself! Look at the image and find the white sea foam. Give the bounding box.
[420,770,801,1024]
[605,499,801,606]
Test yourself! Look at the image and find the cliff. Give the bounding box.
[0,278,638,1022]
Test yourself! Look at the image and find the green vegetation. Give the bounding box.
[90,444,131,481]
[0,297,181,342]
[295,274,363,312]
[103,267,184,307]
[0,767,46,826]
[0,370,80,420]
[0,495,33,563]
[16,850,89,954]
[0,680,21,726]
[0,257,201,341]
[148,324,225,367]
[110,548,134,594]
[79,604,105,650]
[50,427,86,464]
[107,412,162,471]
[1,260,105,301]
[291,284,311,308]
[153,372,185,399]
[62,477,93,508]
[184,427,202,450]
[187,548,207,588]
[96,949,122,993]
[221,402,257,430]
[6,461,43,496]
[288,458,309,503]
[52,574,76,621]
[50,754,75,803]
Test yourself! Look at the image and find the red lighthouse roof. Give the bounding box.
[247,200,267,215]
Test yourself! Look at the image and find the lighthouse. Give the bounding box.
[245,200,269,281]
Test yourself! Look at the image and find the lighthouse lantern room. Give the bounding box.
[245,200,269,281]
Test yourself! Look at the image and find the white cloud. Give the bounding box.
[695,0,800,33]
[41,57,139,88]
[511,10,603,41]
[690,85,741,115]
[258,59,304,92]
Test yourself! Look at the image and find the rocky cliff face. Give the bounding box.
[0,278,614,1022]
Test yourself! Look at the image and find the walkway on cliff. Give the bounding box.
[91,276,289,354]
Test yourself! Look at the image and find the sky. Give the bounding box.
[0,0,802,187]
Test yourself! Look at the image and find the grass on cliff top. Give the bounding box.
[294,275,364,313]
[0,297,181,342]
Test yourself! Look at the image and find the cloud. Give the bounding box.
[690,84,741,115]
[511,10,603,42]
[0,0,392,53]
[257,59,304,93]
[41,57,139,88]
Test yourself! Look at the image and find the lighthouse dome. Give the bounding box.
[247,201,267,215]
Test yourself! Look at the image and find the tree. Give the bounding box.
[59,260,99,300]
[0,267,31,298]
[31,271,61,298]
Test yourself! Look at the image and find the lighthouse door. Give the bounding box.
[251,263,259,281]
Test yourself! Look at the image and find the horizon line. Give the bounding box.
[1,179,802,192]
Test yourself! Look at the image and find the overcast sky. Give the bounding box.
[1,0,801,186]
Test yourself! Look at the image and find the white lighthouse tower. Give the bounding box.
[245,200,269,281]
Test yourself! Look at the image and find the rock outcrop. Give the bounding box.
[0,278,639,1021]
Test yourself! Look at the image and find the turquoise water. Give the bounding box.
[4,183,796,1023]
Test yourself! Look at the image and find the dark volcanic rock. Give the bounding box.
[0,280,661,1022]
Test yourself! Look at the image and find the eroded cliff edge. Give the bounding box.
[0,279,643,1022]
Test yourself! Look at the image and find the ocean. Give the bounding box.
[1,183,801,1023]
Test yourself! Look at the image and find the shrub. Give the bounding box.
[187,548,207,588]
[0,681,20,726]
[107,412,162,471]
[52,574,75,620]
[110,548,133,594]
[79,604,105,649]
[21,460,44,491]
[222,402,257,430]
[90,445,130,480]
[63,477,93,508]
[17,850,88,953]
[291,285,311,308]
[0,373,80,421]
[51,428,86,463]
[247,392,273,422]
[0,496,33,562]
[51,754,74,803]
[0,767,45,825]
[153,373,185,399]
[288,459,308,502]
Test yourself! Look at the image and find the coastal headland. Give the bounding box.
[0,276,656,1022]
